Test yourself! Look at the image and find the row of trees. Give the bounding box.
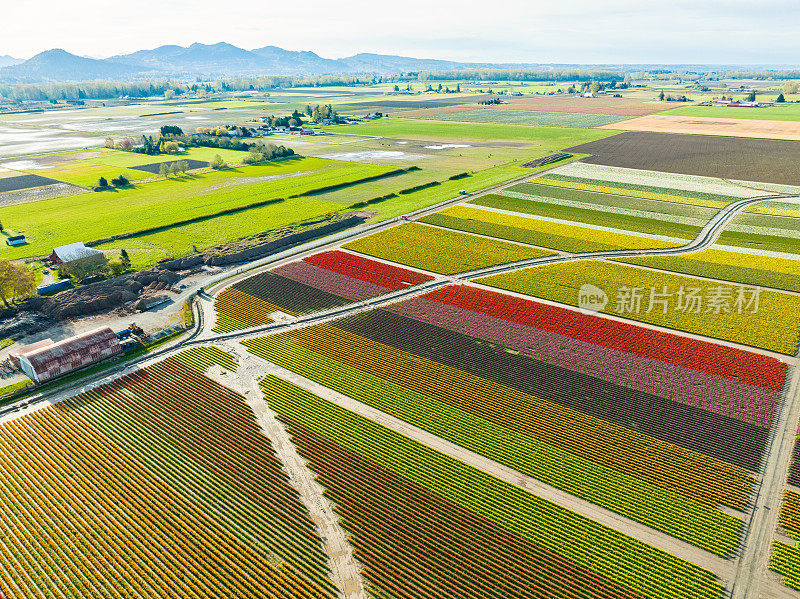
[241,143,295,164]
[159,161,190,177]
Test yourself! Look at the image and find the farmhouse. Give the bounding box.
[17,327,121,383]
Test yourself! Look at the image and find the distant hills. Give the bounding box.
[0,42,527,83]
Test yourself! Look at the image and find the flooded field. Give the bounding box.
[0,125,102,157]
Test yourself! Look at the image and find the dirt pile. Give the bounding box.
[27,268,180,319]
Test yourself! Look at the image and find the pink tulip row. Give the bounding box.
[272,261,392,300]
[387,296,779,428]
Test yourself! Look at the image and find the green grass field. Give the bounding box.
[321,119,619,144]
[664,103,800,121]
[0,157,389,260]
[4,147,257,188]
[416,110,626,127]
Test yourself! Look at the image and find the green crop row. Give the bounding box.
[172,347,238,373]
[420,205,679,252]
[261,375,726,599]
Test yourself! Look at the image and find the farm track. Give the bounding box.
[4,170,800,597]
[209,347,369,599]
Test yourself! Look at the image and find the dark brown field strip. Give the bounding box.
[281,416,645,599]
[232,271,354,315]
[0,174,60,193]
[565,131,800,186]
[788,444,800,487]
[333,309,768,471]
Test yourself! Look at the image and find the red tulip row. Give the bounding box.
[304,249,433,289]
[425,285,787,392]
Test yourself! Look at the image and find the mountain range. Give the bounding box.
[0,42,521,83]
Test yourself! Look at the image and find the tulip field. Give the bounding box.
[535,172,738,210]
[0,357,335,599]
[619,248,800,293]
[419,205,680,253]
[262,375,726,599]
[771,491,800,590]
[242,279,791,558]
[172,346,238,372]
[342,222,555,274]
[213,249,432,332]
[476,260,800,354]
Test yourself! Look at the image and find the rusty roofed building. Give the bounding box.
[18,327,121,383]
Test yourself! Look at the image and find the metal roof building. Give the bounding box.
[9,339,54,368]
[18,327,121,383]
[49,242,105,265]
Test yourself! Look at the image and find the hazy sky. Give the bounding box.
[2,0,798,64]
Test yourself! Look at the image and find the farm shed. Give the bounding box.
[18,327,121,383]
[49,242,105,265]
[6,235,26,246]
[9,339,54,368]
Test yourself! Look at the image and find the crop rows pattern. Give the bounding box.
[477,260,800,355]
[535,173,735,209]
[420,205,676,253]
[387,294,780,427]
[0,358,334,598]
[262,375,726,599]
[425,284,785,383]
[303,250,434,289]
[333,308,770,470]
[212,287,281,333]
[171,346,237,372]
[619,249,800,294]
[770,491,800,590]
[467,193,701,240]
[245,323,747,555]
[343,222,555,274]
[214,250,433,332]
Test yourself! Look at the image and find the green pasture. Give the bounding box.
[0,157,388,259]
[415,110,626,127]
[320,119,619,144]
[663,103,800,121]
[5,147,255,188]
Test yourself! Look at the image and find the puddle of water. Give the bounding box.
[424,144,471,150]
[321,150,430,161]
